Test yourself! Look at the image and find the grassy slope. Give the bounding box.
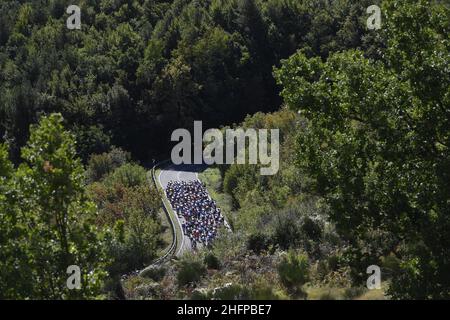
[198,167,234,226]
[199,167,389,300]
[156,206,172,257]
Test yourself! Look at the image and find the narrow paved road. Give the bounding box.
[158,163,207,256]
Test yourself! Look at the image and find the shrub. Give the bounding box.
[72,125,111,162]
[343,287,366,300]
[319,291,338,300]
[191,288,210,300]
[273,216,301,250]
[86,153,114,182]
[203,252,220,270]
[106,207,161,275]
[177,257,206,287]
[124,208,161,269]
[381,253,401,279]
[316,260,330,281]
[327,255,341,271]
[247,233,271,254]
[301,217,322,241]
[122,276,160,299]
[212,284,248,300]
[223,165,240,197]
[108,147,130,168]
[140,265,166,281]
[278,251,310,294]
[122,184,161,219]
[86,147,130,183]
[104,163,146,188]
[249,280,285,300]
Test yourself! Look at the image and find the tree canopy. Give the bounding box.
[0,0,380,161]
[274,0,449,299]
[0,114,108,299]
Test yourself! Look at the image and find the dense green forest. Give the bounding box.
[0,0,381,162]
[0,0,449,300]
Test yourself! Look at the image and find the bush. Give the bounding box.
[86,153,114,182]
[122,276,160,299]
[177,257,206,287]
[124,208,161,269]
[140,265,166,281]
[191,288,210,300]
[72,125,111,162]
[278,251,310,294]
[319,291,338,300]
[249,280,286,300]
[343,287,366,300]
[273,216,301,250]
[88,158,162,275]
[316,260,330,281]
[301,217,322,241]
[192,283,273,300]
[106,206,161,274]
[104,163,147,188]
[122,184,161,219]
[108,147,131,168]
[86,147,130,183]
[327,255,341,271]
[203,253,220,270]
[212,284,248,300]
[381,253,401,279]
[247,233,271,254]
[134,282,161,298]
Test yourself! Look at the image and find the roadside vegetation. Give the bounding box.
[1,0,448,300]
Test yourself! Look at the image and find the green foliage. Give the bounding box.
[191,283,248,300]
[273,213,302,250]
[277,250,309,295]
[87,158,162,275]
[343,287,367,300]
[140,265,166,282]
[86,147,130,183]
[72,125,112,162]
[0,143,29,298]
[0,0,379,162]
[1,0,446,301]
[212,284,248,300]
[0,114,108,299]
[121,275,161,300]
[192,279,287,300]
[177,255,206,287]
[248,279,287,300]
[103,163,147,188]
[0,112,165,291]
[0,143,12,178]
[247,232,271,254]
[203,252,221,270]
[87,153,114,183]
[275,0,450,299]
[318,291,337,300]
[122,207,161,269]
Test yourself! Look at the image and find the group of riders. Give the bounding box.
[165,180,225,249]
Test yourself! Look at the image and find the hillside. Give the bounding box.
[0,0,449,300]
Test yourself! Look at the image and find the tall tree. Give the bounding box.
[0,114,109,299]
[275,0,450,299]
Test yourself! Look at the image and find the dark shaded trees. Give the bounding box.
[0,0,380,162]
